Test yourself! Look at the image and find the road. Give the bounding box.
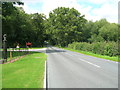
[46,46,118,88]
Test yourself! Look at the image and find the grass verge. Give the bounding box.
[0,64,2,90]
[2,52,47,88]
[61,47,119,62]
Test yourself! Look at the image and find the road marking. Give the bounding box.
[103,59,118,64]
[80,59,101,68]
[66,51,118,64]
[65,53,100,68]
[44,61,47,88]
[65,53,74,57]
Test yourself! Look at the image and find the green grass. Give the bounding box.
[2,52,47,88]
[0,64,2,90]
[61,47,119,62]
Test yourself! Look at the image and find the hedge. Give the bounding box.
[68,42,118,57]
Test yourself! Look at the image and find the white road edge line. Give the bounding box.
[58,47,119,64]
[80,59,101,68]
[44,48,47,88]
[44,60,46,88]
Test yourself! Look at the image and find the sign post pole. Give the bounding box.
[3,34,7,63]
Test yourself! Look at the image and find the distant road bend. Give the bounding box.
[46,46,118,88]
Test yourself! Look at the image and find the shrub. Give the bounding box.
[68,41,118,57]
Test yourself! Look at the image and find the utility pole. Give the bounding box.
[3,34,7,63]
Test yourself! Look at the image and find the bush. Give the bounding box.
[68,41,118,57]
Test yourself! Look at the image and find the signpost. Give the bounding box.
[3,34,7,63]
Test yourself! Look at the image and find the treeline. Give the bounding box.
[2,2,119,49]
[46,7,119,47]
[2,2,46,47]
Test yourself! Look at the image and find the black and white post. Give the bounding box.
[3,34,7,63]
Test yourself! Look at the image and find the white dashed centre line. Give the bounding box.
[80,59,101,68]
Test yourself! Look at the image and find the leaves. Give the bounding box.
[68,41,118,57]
[46,7,87,46]
[2,2,46,47]
[2,3,118,48]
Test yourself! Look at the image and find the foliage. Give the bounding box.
[30,13,47,47]
[2,2,119,55]
[86,19,118,42]
[68,42,118,57]
[46,7,87,46]
[61,47,118,62]
[2,2,46,47]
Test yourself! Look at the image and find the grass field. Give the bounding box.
[61,47,119,62]
[2,52,47,88]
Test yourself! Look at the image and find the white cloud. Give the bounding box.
[20,0,118,23]
[92,4,117,23]
[21,0,44,3]
[87,0,109,4]
[40,0,93,19]
[41,0,80,17]
[86,0,118,5]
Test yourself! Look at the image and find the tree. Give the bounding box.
[87,19,118,42]
[46,7,87,46]
[2,2,47,47]
[30,13,46,47]
[2,2,118,48]
[82,21,94,42]
[99,23,118,41]
[2,2,24,47]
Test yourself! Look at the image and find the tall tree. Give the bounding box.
[2,2,24,47]
[30,13,46,47]
[46,7,87,46]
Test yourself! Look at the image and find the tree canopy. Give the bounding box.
[2,2,119,48]
[46,7,87,46]
[2,2,46,47]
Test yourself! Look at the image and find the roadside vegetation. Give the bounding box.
[2,52,47,88]
[68,42,118,57]
[2,47,45,62]
[3,2,119,48]
[2,2,119,61]
[66,41,119,62]
[2,1,119,88]
[6,51,29,62]
[62,47,118,62]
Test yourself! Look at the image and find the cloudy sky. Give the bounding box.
[20,0,118,23]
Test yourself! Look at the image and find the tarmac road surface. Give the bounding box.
[46,46,118,88]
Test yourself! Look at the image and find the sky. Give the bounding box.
[20,0,119,23]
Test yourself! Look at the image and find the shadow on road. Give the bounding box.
[46,49,66,53]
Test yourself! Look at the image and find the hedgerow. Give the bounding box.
[68,42,118,57]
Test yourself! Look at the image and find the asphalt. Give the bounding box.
[46,46,118,88]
